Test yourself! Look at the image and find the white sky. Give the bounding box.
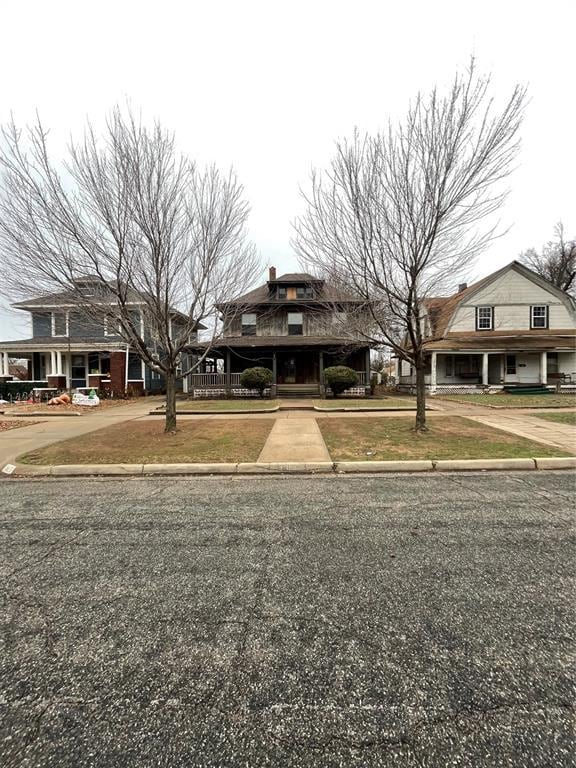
[0,0,574,339]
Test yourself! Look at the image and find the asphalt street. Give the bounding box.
[0,473,574,767]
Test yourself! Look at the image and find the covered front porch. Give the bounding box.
[185,345,371,397]
[0,343,147,397]
[398,350,576,392]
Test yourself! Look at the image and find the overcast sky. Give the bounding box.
[0,0,574,339]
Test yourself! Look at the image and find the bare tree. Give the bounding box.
[0,108,260,432]
[519,222,575,295]
[294,60,526,430]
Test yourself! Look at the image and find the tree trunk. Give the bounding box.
[414,362,428,432]
[165,370,177,433]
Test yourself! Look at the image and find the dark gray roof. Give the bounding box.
[0,336,127,351]
[268,272,320,283]
[222,273,363,307]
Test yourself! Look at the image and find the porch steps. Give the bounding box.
[276,384,320,397]
[503,385,551,395]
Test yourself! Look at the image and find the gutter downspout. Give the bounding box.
[125,344,129,394]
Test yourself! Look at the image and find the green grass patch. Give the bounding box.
[435,394,576,408]
[19,419,274,465]
[318,415,569,461]
[532,411,576,426]
[174,399,279,411]
[314,398,416,409]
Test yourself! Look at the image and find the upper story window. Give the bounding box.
[475,306,493,331]
[531,305,549,329]
[241,313,257,336]
[51,312,68,337]
[296,286,314,299]
[277,287,287,299]
[104,317,122,337]
[288,312,303,335]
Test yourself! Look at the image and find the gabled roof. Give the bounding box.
[424,261,576,339]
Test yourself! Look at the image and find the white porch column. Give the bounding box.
[1,352,9,377]
[49,351,56,376]
[540,351,547,385]
[482,353,489,386]
[430,352,437,392]
[56,351,63,375]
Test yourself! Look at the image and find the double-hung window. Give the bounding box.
[51,312,68,337]
[241,313,257,336]
[288,312,303,335]
[296,286,314,299]
[530,305,548,329]
[475,306,493,331]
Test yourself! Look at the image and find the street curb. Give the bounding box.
[434,458,536,471]
[9,457,575,477]
[533,457,576,470]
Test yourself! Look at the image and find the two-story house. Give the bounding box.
[397,261,576,392]
[185,267,372,397]
[0,277,197,396]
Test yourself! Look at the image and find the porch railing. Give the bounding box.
[190,370,368,389]
[189,373,242,388]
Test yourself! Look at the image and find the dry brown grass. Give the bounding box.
[319,415,569,460]
[20,419,274,465]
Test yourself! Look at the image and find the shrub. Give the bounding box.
[323,366,358,397]
[239,367,273,397]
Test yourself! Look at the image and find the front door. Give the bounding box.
[279,355,296,384]
[504,354,518,383]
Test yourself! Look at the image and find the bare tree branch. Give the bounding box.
[293,58,526,430]
[0,106,261,431]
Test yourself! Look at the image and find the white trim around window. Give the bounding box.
[51,311,69,337]
[104,317,122,336]
[530,305,549,329]
[475,306,493,331]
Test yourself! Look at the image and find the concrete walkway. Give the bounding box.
[257,417,331,462]
[464,412,576,453]
[0,399,161,466]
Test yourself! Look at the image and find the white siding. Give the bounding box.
[448,269,575,332]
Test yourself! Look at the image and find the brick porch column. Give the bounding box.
[109,351,127,394]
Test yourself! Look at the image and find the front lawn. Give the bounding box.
[19,419,274,465]
[434,393,576,408]
[533,411,576,426]
[173,399,279,411]
[314,398,416,409]
[319,415,569,461]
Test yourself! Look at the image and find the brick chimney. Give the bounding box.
[269,266,277,281]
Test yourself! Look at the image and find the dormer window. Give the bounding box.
[296,286,314,299]
[51,312,69,337]
[475,306,493,331]
[277,287,287,299]
[241,313,257,336]
[530,305,549,329]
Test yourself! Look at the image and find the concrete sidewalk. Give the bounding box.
[257,417,331,462]
[0,399,161,466]
[465,412,576,453]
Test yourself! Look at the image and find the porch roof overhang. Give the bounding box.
[190,335,369,351]
[0,337,128,353]
[423,332,576,353]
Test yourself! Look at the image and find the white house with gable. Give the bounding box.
[397,261,576,392]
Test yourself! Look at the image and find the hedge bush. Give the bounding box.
[239,367,273,397]
[323,366,358,397]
